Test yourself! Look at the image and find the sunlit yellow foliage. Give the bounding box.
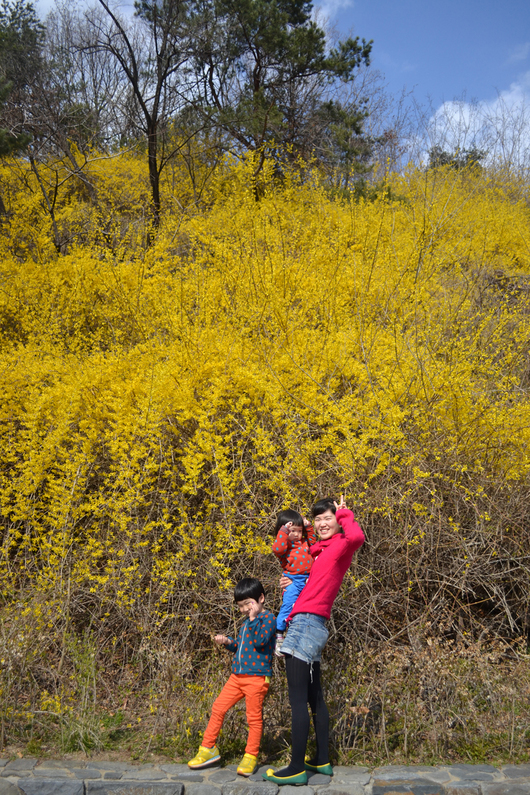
[0,149,529,757]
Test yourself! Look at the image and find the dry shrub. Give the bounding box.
[0,153,529,762]
[326,636,530,764]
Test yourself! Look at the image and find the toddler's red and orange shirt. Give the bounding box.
[272,525,317,575]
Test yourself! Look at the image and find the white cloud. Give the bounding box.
[314,0,354,26]
[427,72,530,171]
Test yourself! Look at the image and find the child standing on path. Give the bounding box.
[272,510,316,657]
[188,578,276,777]
[263,496,364,786]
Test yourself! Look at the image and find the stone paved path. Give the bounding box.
[1,758,530,795]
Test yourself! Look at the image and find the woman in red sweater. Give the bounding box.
[263,497,364,786]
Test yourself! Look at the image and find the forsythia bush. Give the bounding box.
[0,150,529,762]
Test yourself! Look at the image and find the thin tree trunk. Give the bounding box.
[29,154,62,253]
[148,125,161,233]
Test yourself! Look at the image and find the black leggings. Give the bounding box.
[285,654,330,770]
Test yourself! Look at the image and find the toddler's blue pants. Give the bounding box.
[277,574,309,632]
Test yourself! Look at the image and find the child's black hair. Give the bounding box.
[312,498,337,518]
[274,509,304,535]
[234,577,265,603]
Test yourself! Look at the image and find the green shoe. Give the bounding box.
[262,768,308,785]
[304,758,333,776]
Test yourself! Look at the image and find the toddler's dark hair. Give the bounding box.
[312,498,337,518]
[234,577,265,603]
[274,509,304,534]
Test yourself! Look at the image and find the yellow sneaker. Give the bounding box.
[237,753,258,776]
[187,745,220,769]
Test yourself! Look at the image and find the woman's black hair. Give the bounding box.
[234,577,265,603]
[274,509,304,534]
[312,498,337,518]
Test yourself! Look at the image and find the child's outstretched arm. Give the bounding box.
[215,634,238,652]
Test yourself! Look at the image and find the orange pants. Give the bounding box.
[202,673,270,756]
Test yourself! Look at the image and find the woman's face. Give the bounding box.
[314,509,340,540]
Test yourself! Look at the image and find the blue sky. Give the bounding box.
[37,0,530,125]
[321,0,530,107]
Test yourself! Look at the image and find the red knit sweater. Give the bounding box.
[287,508,364,621]
[272,525,317,575]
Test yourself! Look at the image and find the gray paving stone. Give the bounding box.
[160,766,203,779]
[191,764,221,776]
[221,782,278,795]
[73,768,102,779]
[2,762,37,773]
[372,779,444,795]
[34,767,73,778]
[183,785,222,795]
[6,759,530,795]
[123,769,166,781]
[167,773,204,783]
[405,768,450,785]
[442,784,481,795]
[325,786,365,795]
[210,770,238,783]
[249,765,273,782]
[88,763,138,773]
[373,767,450,784]
[332,772,370,786]
[86,783,184,795]
[501,766,530,779]
[0,774,31,780]
[482,782,530,795]
[331,768,370,785]
[16,778,84,795]
[305,772,332,785]
[170,775,203,783]
[38,761,81,771]
[0,781,23,795]
[440,766,498,782]
[450,766,498,773]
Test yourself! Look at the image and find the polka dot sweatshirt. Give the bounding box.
[225,609,276,676]
[272,525,317,575]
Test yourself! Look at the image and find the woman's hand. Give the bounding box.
[334,493,347,510]
[279,574,293,592]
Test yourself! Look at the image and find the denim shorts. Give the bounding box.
[281,613,329,664]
